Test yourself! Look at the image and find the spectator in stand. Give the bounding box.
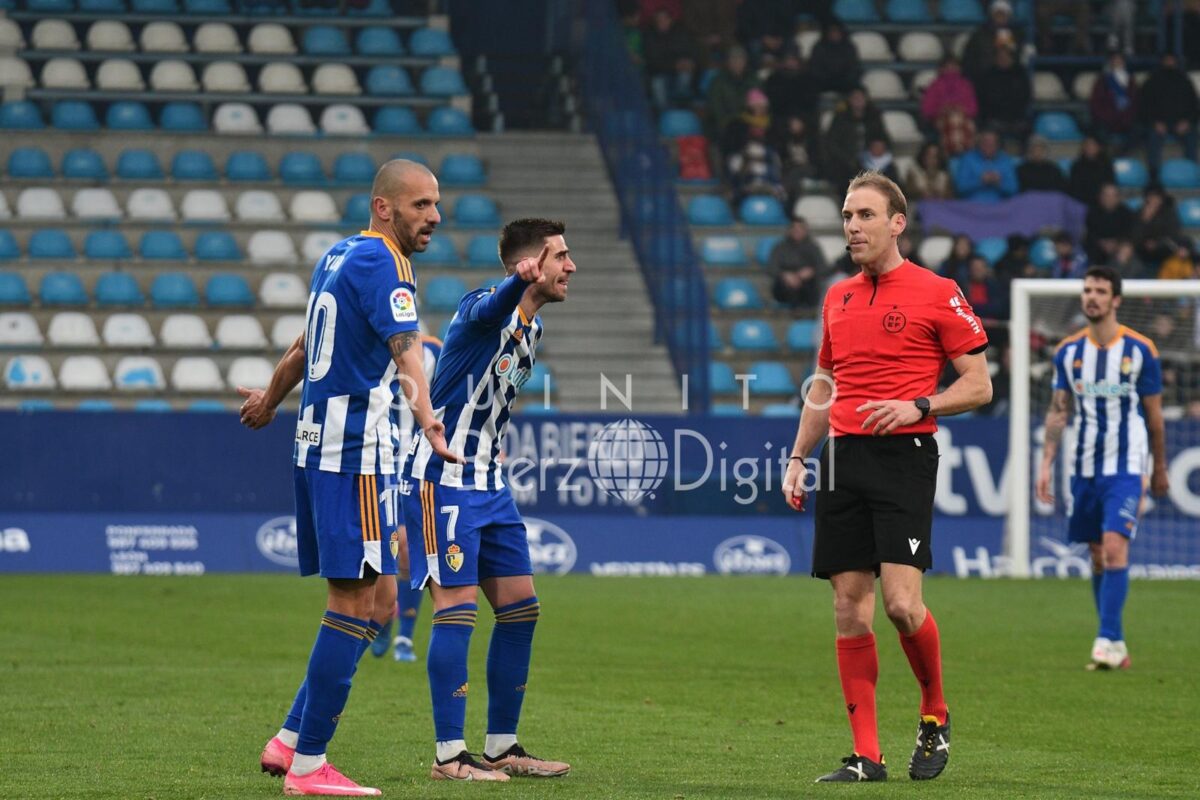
[705,45,760,143]
[768,216,827,310]
[993,233,1035,288]
[1105,0,1137,55]
[618,1,644,67]
[765,47,820,123]
[724,89,787,203]
[775,114,820,202]
[637,0,683,22]
[1034,1,1091,56]
[957,254,1009,321]
[905,142,954,200]
[643,10,699,110]
[722,87,773,157]
[939,234,975,279]
[1089,51,1139,153]
[1109,239,1147,279]
[1139,51,1200,179]
[962,0,1023,84]
[736,0,801,66]
[1067,134,1116,205]
[1049,230,1089,278]
[1085,183,1136,264]
[1016,136,1069,193]
[920,56,978,130]
[937,104,977,157]
[1132,184,1181,268]
[861,137,901,184]
[822,87,888,191]
[1158,237,1196,280]
[810,20,861,95]
[661,55,704,110]
[680,0,739,64]
[1163,0,1200,68]
[975,45,1032,145]
[952,129,1018,202]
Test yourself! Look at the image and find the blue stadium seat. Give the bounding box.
[730,319,779,350]
[659,109,702,138]
[713,278,763,310]
[159,102,206,132]
[188,399,228,412]
[0,101,44,130]
[8,147,53,179]
[77,399,116,411]
[172,150,218,182]
[1123,196,1143,212]
[40,272,88,305]
[150,273,199,308]
[341,193,370,225]
[131,0,176,10]
[410,236,458,266]
[439,154,485,186]
[1030,237,1056,269]
[526,362,555,395]
[29,0,73,11]
[739,196,787,226]
[887,0,931,22]
[134,399,173,412]
[420,66,468,97]
[116,149,164,180]
[0,271,30,304]
[84,231,132,260]
[106,101,154,131]
[1161,158,1200,189]
[225,151,271,182]
[279,151,326,185]
[786,319,818,351]
[834,0,880,22]
[424,276,468,312]
[366,65,415,96]
[79,0,124,10]
[426,106,473,136]
[18,399,56,412]
[332,153,375,184]
[1034,112,1082,141]
[374,106,422,135]
[761,403,801,417]
[95,272,144,306]
[711,403,748,416]
[205,273,254,307]
[348,0,391,16]
[975,236,1007,265]
[940,0,984,22]
[303,25,350,55]
[408,27,456,57]
[454,194,500,228]
[51,101,99,131]
[466,235,498,268]
[140,231,187,261]
[194,231,241,261]
[1113,157,1148,189]
[29,230,76,260]
[183,0,229,12]
[0,231,19,261]
[709,361,737,393]
[708,323,724,350]
[1179,197,1200,228]
[356,26,404,55]
[755,236,781,265]
[701,236,748,267]
[687,195,734,226]
[749,361,796,395]
[393,150,430,166]
[61,148,108,180]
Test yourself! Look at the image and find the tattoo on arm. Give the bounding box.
[388,331,420,360]
[1044,392,1069,446]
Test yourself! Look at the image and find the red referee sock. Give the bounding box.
[898,609,948,725]
[835,633,881,763]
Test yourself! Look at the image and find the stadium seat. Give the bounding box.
[225,151,270,182]
[149,60,198,92]
[259,272,307,307]
[139,230,187,260]
[420,66,467,97]
[659,109,702,138]
[883,110,922,144]
[40,272,87,305]
[213,102,262,134]
[753,236,781,265]
[412,235,460,266]
[18,188,67,220]
[440,154,486,187]
[127,188,175,221]
[0,312,42,346]
[95,58,143,91]
[303,25,350,55]
[786,319,819,351]
[171,356,224,392]
[0,19,25,51]
[424,276,468,312]
[299,231,340,264]
[748,361,796,395]
[851,31,892,61]
[150,272,200,308]
[186,399,227,412]
[106,101,154,131]
[279,151,325,185]
[184,0,228,13]
[32,19,79,50]
[247,23,295,54]
[454,194,500,227]
[1178,197,1200,228]
[463,235,497,268]
[133,399,173,412]
[701,236,748,267]
[0,57,33,92]
[1073,71,1098,100]
[132,0,179,12]
[366,65,414,96]
[202,61,250,93]
[916,235,953,267]
[1113,157,1148,189]
[290,191,339,224]
[708,361,737,393]
[260,62,307,94]
[709,402,746,416]
[193,22,240,54]
[812,235,844,265]
[834,0,880,22]
[205,273,254,307]
[52,101,99,131]
[61,356,114,391]
[408,27,456,57]
[71,188,122,222]
[976,236,1007,265]
[158,101,205,132]
[713,278,763,310]
[332,153,375,185]
[6,354,56,389]
[8,147,53,179]
[356,26,403,55]
[115,150,164,180]
[76,399,116,411]
[227,356,273,388]
[0,230,18,260]
[61,149,107,181]
[312,63,361,95]
[1161,158,1200,189]
[248,231,298,264]
[427,106,473,136]
[266,104,317,135]
[740,196,787,226]
[194,231,240,261]
[940,0,984,22]
[87,20,134,52]
[886,0,931,21]
[688,195,734,226]
[1033,71,1068,102]
[862,69,906,100]
[730,319,779,350]
[47,312,99,346]
[1034,112,1082,141]
[171,151,217,182]
[0,101,42,129]
[114,356,165,391]
[103,312,154,346]
[793,196,841,229]
[320,104,370,136]
[0,272,30,304]
[373,106,422,135]
[236,190,285,222]
[95,272,144,305]
[1030,237,1056,269]
[140,20,187,52]
[160,314,211,348]
[29,229,75,260]
[215,314,267,349]
[85,230,132,260]
[897,31,944,62]
[271,315,305,348]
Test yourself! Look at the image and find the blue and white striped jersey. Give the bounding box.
[293,230,420,475]
[402,274,541,490]
[393,335,442,469]
[1053,325,1162,478]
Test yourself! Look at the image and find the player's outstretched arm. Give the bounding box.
[783,366,834,512]
[1036,388,1071,503]
[467,244,548,326]
[389,331,464,464]
[239,333,305,429]
[1141,393,1170,497]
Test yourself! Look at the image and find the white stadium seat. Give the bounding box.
[160,314,212,348]
[171,356,225,392]
[816,235,846,265]
[86,21,134,52]
[227,356,274,389]
[41,58,90,90]
[1033,71,1068,102]
[0,19,26,53]
[259,271,308,306]
[247,23,296,55]
[150,60,199,92]
[203,61,251,93]
[32,19,80,50]
[0,56,33,90]
[911,69,937,98]
[266,103,317,135]
[0,312,42,346]
[883,110,922,144]
[180,190,232,223]
[792,196,842,229]
[193,22,241,54]
[113,355,165,391]
[213,102,262,134]
[6,355,56,390]
[897,32,943,62]
[72,188,123,221]
[851,32,892,62]
[215,314,267,349]
[259,62,307,94]
[319,104,370,136]
[0,193,11,219]
[47,312,100,347]
[126,188,176,222]
[59,355,110,391]
[17,187,67,220]
[1073,71,1098,101]
[289,191,339,223]
[794,30,819,59]
[918,235,954,267]
[302,231,342,263]
[236,190,286,222]
[140,21,188,53]
[862,69,905,101]
[951,31,970,59]
[96,58,144,91]
[271,314,305,348]
[312,64,361,95]
[248,232,298,265]
[102,313,155,347]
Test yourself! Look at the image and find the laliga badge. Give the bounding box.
[445,543,464,573]
[390,530,400,559]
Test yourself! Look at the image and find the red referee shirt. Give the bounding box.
[817,260,989,436]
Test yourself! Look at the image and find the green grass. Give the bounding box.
[1,575,1198,799]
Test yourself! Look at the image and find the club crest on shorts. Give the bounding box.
[390,529,400,558]
[445,543,464,572]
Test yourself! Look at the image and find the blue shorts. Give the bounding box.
[401,480,532,589]
[294,467,400,579]
[1067,474,1144,543]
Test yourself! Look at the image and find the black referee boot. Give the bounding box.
[908,713,951,780]
[815,753,887,782]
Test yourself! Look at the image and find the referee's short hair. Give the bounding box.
[847,171,908,219]
[1084,265,1122,297]
[498,218,566,273]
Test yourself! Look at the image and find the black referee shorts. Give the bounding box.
[812,434,939,579]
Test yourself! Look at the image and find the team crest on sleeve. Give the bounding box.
[445,543,464,572]
[391,287,417,322]
[390,529,400,558]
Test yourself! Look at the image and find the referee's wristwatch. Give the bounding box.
[914,396,931,420]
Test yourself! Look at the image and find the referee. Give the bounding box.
[782,171,992,783]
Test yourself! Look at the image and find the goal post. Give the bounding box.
[1008,278,1200,578]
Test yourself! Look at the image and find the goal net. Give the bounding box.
[1008,279,1200,579]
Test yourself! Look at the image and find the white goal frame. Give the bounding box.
[1007,279,1198,577]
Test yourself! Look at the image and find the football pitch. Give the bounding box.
[2,575,1197,799]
